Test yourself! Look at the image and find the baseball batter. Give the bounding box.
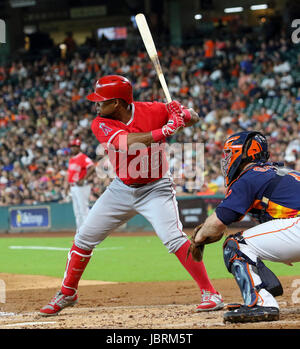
[67,139,95,230]
[39,75,223,316]
[190,131,300,323]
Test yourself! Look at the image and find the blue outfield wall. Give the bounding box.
[0,202,76,233]
[0,195,252,234]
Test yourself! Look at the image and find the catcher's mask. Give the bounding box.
[221,131,269,187]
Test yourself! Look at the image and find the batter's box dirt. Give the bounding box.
[0,273,300,329]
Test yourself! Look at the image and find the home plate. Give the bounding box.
[4,321,57,327]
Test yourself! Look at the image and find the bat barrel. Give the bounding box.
[135,13,172,103]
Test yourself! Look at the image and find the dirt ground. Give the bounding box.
[1,273,300,330]
[0,230,300,330]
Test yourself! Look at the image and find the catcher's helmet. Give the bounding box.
[221,131,269,187]
[86,75,133,105]
[69,138,81,147]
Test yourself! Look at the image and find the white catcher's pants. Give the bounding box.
[240,217,300,308]
[242,216,300,264]
[70,184,91,230]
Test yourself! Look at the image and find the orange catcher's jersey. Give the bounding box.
[68,153,94,184]
[91,101,169,185]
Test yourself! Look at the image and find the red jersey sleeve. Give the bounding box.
[91,117,128,151]
[83,154,94,169]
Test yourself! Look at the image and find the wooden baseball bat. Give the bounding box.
[135,13,172,103]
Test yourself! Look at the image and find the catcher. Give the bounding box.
[188,131,300,323]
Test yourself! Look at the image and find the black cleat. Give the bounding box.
[224,305,279,323]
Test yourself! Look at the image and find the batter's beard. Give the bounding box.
[99,114,118,120]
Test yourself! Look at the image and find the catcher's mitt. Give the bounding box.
[186,224,205,262]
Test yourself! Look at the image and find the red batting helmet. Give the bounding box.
[69,138,81,147]
[86,75,133,105]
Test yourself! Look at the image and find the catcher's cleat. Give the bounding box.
[39,291,78,316]
[223,305,279,323]
[196,291,224,312]
[226,303,243,311]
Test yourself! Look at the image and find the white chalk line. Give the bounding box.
[0,312,16,317]
[8,246,123,252]
[156,321,225,328]
[3,321,57,327]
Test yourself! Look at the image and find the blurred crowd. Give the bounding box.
[1,29,300,206]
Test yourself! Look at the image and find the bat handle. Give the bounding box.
[151,54,172,103]
[158,73,172,103]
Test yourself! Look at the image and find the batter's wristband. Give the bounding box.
[182,108,191,122]
[151,129,166,142]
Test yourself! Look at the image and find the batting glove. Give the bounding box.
[167,100,192,123]
[151,112,184,142]
[166,100,184,116]
[162,112,185,137]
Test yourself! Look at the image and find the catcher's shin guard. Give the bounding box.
[61,244,93,296]
[223,234,282,307]
[223,236,258,306]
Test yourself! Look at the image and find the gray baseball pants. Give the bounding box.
[74,176,188,253]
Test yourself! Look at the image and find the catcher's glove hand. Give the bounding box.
[186,224,205,262]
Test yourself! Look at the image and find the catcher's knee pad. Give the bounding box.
[223,233,283,307]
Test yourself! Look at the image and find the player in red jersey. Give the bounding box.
[40,75,223,316]
[67,138,95,230]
